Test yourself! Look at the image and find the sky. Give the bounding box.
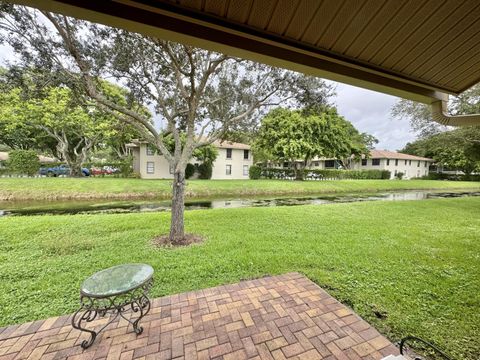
[1,43,416,151]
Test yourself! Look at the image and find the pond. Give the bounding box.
[0,190,478,217]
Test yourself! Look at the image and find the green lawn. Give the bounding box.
[0,177,479,200]
[0,198,479,359]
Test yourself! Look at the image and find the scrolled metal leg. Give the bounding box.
[131,295,151,335]
[71,307,98,349]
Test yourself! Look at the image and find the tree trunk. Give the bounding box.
[69,164,83,177]
[169,170,186,244]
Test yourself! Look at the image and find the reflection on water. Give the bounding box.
[0,191,478,217]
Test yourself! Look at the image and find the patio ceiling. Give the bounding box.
[11,0,480,122]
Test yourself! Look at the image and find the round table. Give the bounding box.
[71,264,154,349]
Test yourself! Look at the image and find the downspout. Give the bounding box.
[431,97,480,126]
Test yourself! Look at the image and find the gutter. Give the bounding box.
[431,98,480,126]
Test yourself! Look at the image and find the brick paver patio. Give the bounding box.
[0,273,399,360]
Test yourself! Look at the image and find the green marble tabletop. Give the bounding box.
[81,264,154,297]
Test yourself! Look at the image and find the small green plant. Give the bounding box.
[249,165,262,179]
[185,163,195,179]
[6,150,40,176]
[197,163,212,179]
[395,172,404,180]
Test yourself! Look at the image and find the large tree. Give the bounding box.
[0,86,116,176]
[0,4,333,243]
[254,107,356,179]
[402,127,480,175]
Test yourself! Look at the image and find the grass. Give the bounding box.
[0,177,479,201]
[0,198,479,359]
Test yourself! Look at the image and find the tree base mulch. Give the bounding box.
[152,233,204,247]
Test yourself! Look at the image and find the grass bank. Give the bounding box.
[0,197,479,359]
[0,177,479,201]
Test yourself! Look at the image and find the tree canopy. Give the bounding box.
[402,127,480,175]
[254,107,372,178]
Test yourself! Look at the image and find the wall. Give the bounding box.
[351,158,430,179]
[211,148,253,180]
[135,144,253,179]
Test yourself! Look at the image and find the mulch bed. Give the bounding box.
[152,233,204,247]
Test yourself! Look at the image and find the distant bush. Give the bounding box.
[257,168,391,180]
[249,165,262,179]
[6,150,40,176]
[185,163,195,179]
[421,173,480,181]
[395,172,404,180]
[197,163,212,179]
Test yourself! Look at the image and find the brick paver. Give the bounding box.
[0,273,399,359]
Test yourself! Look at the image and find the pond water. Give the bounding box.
[0,190,478,217]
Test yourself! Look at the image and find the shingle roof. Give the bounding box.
[126,139,250,150]
[370,150,433,162]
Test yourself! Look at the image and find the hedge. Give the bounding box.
[421,173,480,181]
[258,167,391,180]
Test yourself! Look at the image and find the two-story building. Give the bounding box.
[350,150,434,179]
[282,150,434,179]
[127,140,253,179]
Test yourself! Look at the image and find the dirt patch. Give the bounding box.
[152,233,204,248]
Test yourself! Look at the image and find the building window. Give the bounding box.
[405,160,407,165]
[226,164,232,175]
[146,145,155,156]
[409,160,412,165]
[313,161,319,167]
[283,161,289,168]
[226,148,232,159]
[146,162,154,174]
[243,149,249,160]
[325,160,335,168]
[361,158,367,166]
[417,161,420,167]
[395,159,398,166]
[386,159,390,166]
[243,165,249,176]
[424,161,427,167]
[372,159,380,166]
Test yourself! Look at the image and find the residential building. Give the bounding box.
[280,150,434,179]
[351,150,434,179]
[127,140,253,179]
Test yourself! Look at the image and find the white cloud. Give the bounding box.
[330,81,416,151]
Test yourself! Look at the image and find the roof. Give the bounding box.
[212,140,250,150]
[126,139,250,150]
[370,150,433,162]
[0,152,56,163]
[17,0,480,104]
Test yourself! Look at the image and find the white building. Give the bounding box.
[127,140,253,179]
[306,150,434,179]
[351,150,434,179]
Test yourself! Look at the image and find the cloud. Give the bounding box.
[330,81,416,151]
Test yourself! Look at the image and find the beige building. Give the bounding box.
[351,150,434,179]
[305,150,434,179]
[127,140,253,180]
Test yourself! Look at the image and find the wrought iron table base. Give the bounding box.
[72,279,152,349]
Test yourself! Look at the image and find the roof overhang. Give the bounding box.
[13,0,480,105]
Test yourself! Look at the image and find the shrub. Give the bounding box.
[6,150,40,176]
[255,167,392,180]
[395,172,404,180]
[185,163,195,179]
[197,162,212,179]
[249,165,262,179]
